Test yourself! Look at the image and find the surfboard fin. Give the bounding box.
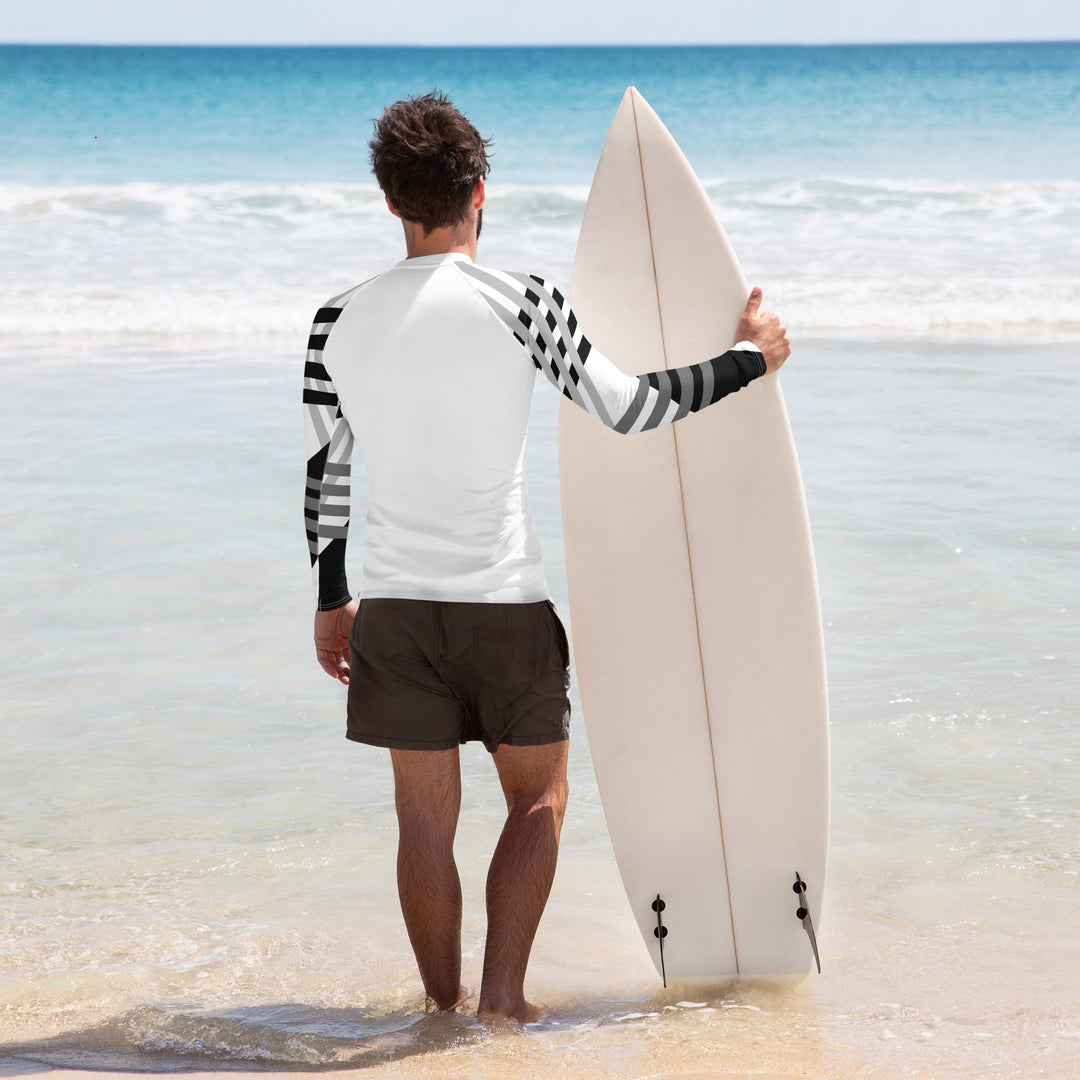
[652,894,668,987]
[793,872,821,973]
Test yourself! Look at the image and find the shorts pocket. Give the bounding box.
[545,600,571,670]
[473,628,536,692]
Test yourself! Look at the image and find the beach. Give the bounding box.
[2,44,1079,1078]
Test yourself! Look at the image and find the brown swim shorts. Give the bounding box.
[346,598,571,753]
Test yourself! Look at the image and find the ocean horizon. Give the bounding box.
[4,36,1078,47]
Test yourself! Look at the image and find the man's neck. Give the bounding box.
[402,219,477,261]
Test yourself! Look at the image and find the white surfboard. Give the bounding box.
[559,88,829,981]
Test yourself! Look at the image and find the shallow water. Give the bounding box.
[2,337,1078,1078]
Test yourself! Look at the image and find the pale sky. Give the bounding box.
[4,0,1079,46]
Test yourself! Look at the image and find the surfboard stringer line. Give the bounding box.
[629,85,742,976]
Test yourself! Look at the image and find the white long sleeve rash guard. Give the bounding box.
[304,252,766,610]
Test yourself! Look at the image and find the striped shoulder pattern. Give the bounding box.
[458,262,766,435]
[303,280,370,610]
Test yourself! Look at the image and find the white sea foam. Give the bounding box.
[2,177,1077,343]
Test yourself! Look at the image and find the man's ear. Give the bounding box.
[385,196,401,219]
[474,176,486,210]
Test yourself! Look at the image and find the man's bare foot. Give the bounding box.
[476,999,541,1024]
[426,985,470,1013]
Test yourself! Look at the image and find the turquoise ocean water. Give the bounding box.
[1,43,1079,1078]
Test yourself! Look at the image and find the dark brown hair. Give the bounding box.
[369,91,491,234]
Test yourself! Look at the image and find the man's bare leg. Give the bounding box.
[477,740,570,1022]
[390,746,463,1011]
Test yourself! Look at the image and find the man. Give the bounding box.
[304,92,790,1023]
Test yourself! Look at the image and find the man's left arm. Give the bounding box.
[459,263,781,434]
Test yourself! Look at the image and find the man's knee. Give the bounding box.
[495,740,570,823]
[512,770,569,817]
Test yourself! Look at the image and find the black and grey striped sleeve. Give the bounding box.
[460,263,765,433]
[303,286,363,611]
